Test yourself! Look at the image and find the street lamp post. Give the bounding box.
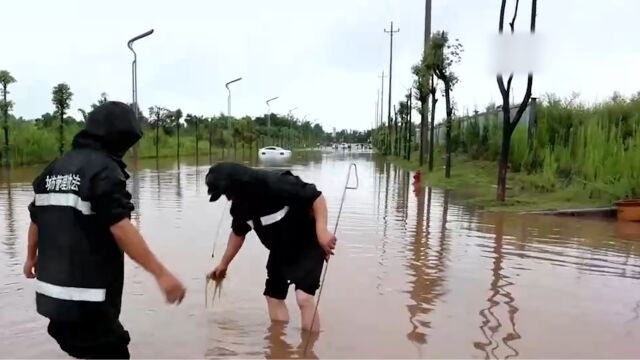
[225,78,242,154]
[127,29,154,160]
[266,96,279,144]
[225,77,242,120]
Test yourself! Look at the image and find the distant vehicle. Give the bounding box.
[258,146,292,161]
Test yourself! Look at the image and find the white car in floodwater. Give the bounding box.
[258,146,292,161]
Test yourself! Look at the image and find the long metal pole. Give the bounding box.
[225,77,242,120]
[378,71,385,129]
[375,90,379,128]
[127,29,154,161]
[304,163,359,355]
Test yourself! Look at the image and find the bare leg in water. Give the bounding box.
[297,329,320,359]
[266,296,289,323]
[296,290,320,332]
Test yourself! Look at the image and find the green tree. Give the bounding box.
[424,31,463,178]
[149,106,170,158]
[0,70,17,165]
[172,108,183,159]
[52,83,73,156]
[184,113,202,156]
[413,59,440,171]
[397,98,410,157]
[495,0,537,202]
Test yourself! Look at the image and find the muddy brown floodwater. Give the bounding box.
[1,151,640,359]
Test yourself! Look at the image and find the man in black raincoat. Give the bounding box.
[206,162,336,332]
[23,101,186,359]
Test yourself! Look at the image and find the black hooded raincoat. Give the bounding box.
[28,101,142,322]
[205,163,326,283]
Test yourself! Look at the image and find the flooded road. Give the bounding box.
[2,151,640,359]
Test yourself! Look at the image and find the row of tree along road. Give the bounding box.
[374,0,640,205]
[0,77,372,167]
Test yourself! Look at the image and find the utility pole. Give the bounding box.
[378,71,386,152]
[378,71,386,126]
[419,0,432,166]
[385,21,399,154]
[375,90,380,128]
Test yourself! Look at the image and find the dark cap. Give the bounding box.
[205,162,257,202]
[205,165,232,202]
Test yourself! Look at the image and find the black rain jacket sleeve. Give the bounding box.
[270,172,322,210]
[231,217,252,237]
[28,200,37,224]
[90,165,134,227]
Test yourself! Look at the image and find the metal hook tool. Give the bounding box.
[304,163,359,355]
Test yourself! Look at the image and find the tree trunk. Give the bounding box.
[496,120,512,202]
[208,122,212,164]
[387,112,392,155]
[398,116,403,158]
[403,116,407,160]
[176,120,180,160]
[59,110,65,156]
[394,112,399,156]
[155,117,159,159]
[407,108,412,161]
[419,97,427,166]
[444,81,453,178]
[195,119,199,159]
[2,86,8,166]
[495,0,536,202]
[428,90,437,172]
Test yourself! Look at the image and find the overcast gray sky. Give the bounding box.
[3,0,639,132]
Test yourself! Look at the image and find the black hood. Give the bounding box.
[205,162,264,202]
[72,101,143,161]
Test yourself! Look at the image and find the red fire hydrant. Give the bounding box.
[413,170,421,183]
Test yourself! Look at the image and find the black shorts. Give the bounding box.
[263,246,326,300]
[47,318,130,359]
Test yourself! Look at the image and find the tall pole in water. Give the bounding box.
[127,29,154,161]
[266,96,279,145]
[420,0,432,166]
[385,22,399,154]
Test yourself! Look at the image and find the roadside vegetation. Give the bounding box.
[0,75,371,167]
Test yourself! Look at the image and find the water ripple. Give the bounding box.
[2,155,640,358]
